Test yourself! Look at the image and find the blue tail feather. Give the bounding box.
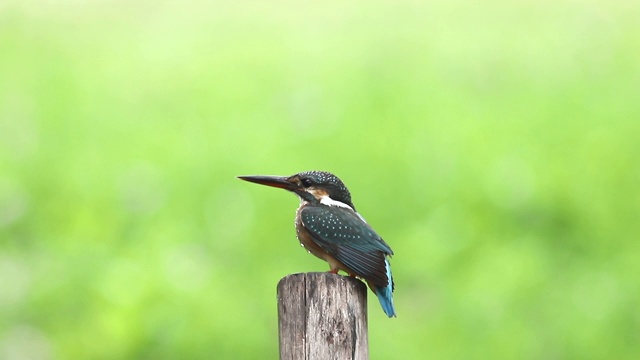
[374,258,396,317]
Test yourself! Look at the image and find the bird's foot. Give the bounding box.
[327,269,339,274]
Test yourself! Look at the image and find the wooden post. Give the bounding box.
[277,272,369,360]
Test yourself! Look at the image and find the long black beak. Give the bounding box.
[237,175,295,190]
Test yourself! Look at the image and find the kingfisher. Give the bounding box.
[238,171,396,317]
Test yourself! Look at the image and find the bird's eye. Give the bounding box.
[301,178,313,187]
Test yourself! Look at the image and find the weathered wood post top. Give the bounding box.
[277,272,369,360]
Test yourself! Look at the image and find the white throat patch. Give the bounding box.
[317,195,368,223]
[320,195,354,211]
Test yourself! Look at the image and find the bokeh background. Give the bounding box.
[1,0,639,359]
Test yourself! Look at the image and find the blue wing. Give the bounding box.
[300,205,394,289]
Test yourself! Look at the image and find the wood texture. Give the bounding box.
[277,272,369,360]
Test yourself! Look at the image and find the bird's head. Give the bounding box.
[238,170,355,210]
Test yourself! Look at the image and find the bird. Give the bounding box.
[237,170,396,317]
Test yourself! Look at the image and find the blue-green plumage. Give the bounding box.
[238,170,396,318]
[300,205,396,317]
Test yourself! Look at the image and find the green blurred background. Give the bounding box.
[1,0,639,359]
